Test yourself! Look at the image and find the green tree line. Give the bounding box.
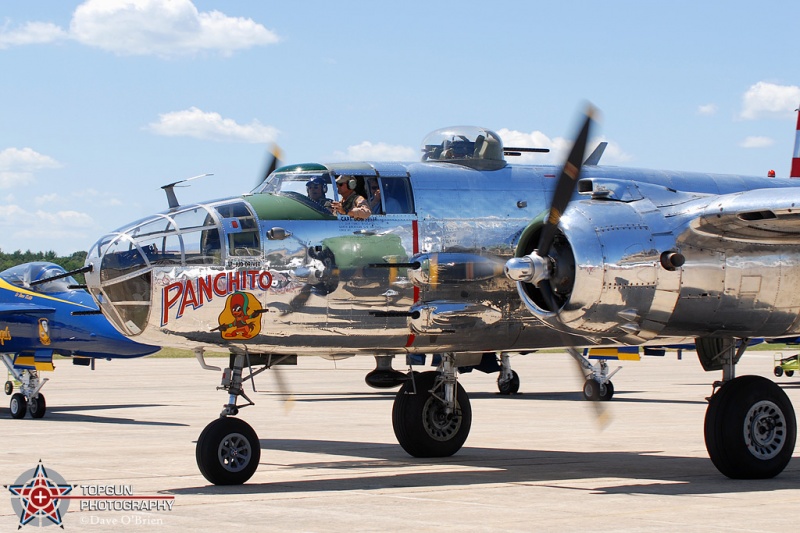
[0,250,89,284]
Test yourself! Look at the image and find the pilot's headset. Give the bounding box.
[307,176,328,193]
[336,174,357,190]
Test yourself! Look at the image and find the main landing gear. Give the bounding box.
[1,355,48,419]
[392,354,472,457]
[700,338,797,478]
[194,350,475,485]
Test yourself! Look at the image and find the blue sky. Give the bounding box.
[1,0,799,255]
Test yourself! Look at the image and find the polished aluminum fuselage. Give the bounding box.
[85,160,800,357]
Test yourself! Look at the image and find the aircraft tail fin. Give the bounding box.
[584,142,607,166]
[792,107,800,178]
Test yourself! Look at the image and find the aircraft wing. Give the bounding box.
[0,303,57,315]
[689,187,800,243]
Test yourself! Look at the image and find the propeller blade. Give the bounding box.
[272,365,295,413]
[256,144,282,189]
[533,104,609,427]
[567,347,611,428]
[537,105,595,257]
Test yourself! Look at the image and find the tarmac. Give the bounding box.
[1,349,799,532]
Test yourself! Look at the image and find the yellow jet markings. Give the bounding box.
[0,278,96,310]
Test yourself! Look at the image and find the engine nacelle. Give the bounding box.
[510,199,684,341]
[509,181,800,342]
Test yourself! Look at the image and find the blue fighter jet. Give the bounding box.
[0,262,159,418]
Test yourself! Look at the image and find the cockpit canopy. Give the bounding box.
[420,126,506,170]
[0,262,79,294]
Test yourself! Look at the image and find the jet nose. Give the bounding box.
[83,313,160,357]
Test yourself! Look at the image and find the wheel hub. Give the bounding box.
[744,400,786,460]
[422,398,462,442]
[218,432,252,472]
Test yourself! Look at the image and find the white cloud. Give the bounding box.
[34,193,59,206]
[0,147,61,171]
[35,209,94,228]
[332,141,417,162]
[72,188,125,207]
[147,107,278,143]
[739,136,774,148]
[0,147,61,189]
[0,172,36,189]
[698,103,718,116]
[740,82,800,120]
[0,0,279,57]
[0,21,69,48]
[0,204,95,253]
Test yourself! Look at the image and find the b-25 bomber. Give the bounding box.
[83,107,798,484]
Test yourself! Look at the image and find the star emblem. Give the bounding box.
[6,461,73,529]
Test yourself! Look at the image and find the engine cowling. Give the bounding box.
[506,199,684,342]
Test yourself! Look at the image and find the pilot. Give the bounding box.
[366,178,382,214]
[306,177,332,209]
[331,175,371,220]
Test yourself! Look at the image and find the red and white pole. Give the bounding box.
[792,106,800,177]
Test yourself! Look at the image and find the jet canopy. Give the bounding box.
[0,262,79,294]
[420,126,506,170]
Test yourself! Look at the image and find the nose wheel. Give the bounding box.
[196,417,261,485]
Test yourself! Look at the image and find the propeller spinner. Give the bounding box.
[505,105,596,314]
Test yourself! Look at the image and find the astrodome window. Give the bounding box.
[420,126,506,170]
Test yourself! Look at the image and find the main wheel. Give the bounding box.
[9,393,27,419]
[497,370,520,395]
[774,366,784,377]
[704,375,796,479]
[582,379,601,401]
[786,370,795,377]
[29,394,46,419]
[392,371,472,457]
[196,417,261,485]
[4,381,12,395]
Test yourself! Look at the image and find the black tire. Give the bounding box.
[599,380,615,401]
[704,375,796,479]
[196,417,261,485]
[582,379,601,401]
[29,394,46,419]
[786,370,795,377]
[497,370,520,395]
[4,381,12,395]
[774,366,784,377]
[392,371,472,457]
[9,393,26,419]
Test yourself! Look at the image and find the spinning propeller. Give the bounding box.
[255,143,282,190]
[505,104,610,427]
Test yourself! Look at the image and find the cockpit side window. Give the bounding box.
[254,170,335,215]
[379,177,415,214]
[215,202,261,257]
